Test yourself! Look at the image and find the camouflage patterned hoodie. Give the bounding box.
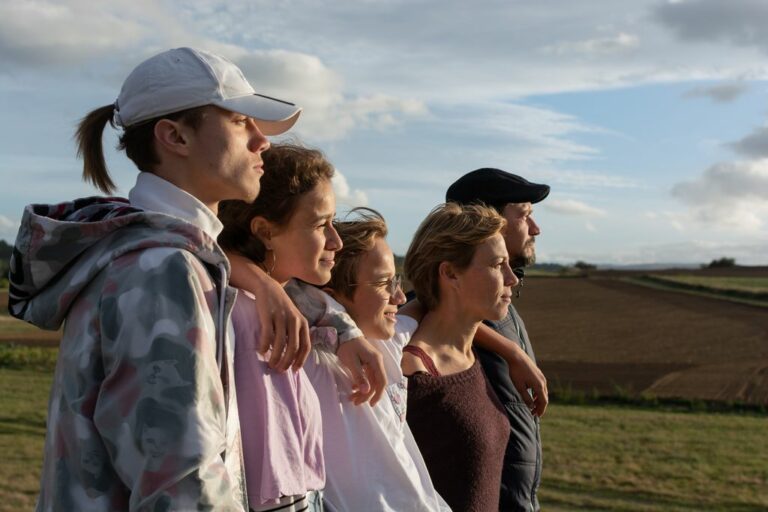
[9,183,246,511]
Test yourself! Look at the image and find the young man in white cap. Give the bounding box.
[447,168,551,512]
[8,47,302,511]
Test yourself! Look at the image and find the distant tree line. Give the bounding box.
[704,257,736,269]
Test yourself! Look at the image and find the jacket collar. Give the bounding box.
[129,171,223,240]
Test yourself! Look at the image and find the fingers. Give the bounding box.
[268,310,287,369]
[519,386,536,412]
[255,304,273,355]
[292,319,311,372]
[531,374,549,417]
[364,353,386,406]
[337,338,385,406]
[523,369,548,417]
[346,361,373,405]
[275,316,300,372]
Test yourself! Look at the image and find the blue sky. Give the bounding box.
[2,0,768,265]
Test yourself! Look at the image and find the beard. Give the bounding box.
[510,239,536,268]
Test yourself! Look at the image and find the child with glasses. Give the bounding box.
[302,208,451,511]
[317,207,544,511]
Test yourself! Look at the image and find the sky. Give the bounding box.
[1,0,768,266]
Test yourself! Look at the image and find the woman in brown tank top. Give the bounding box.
[401,203,519,512]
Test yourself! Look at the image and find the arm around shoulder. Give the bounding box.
[474,323,548,417]
[227,251,310,371]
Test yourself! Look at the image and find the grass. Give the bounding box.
[541,404,768,511]
[649,275,768,294]
[0,345,58,371]
[0,348,766,512]
[548,378,767,414]
[0,369,50,512]
[621,276,768,308]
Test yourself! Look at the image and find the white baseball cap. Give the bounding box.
[113,47,301,135]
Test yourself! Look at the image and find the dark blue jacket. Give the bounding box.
[478,304,541,512]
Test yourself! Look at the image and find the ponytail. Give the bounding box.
[76,104,207,194]
[76,104,117,195]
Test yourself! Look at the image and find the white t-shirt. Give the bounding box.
[303,314,451,512]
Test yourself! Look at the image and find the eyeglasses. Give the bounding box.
[350,274,402,296]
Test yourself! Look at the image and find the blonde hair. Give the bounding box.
[327,208,389,299]
[404,202,506,311]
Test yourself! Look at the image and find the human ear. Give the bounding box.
[438,261,460,289]
[250,216,274,249]
[154,119,192,157]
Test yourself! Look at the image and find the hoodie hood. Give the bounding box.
[8,196,229,330]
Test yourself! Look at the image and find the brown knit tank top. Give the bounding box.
[405,351,511,512]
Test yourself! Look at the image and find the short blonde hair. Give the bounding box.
[328,208,389,299]
[404,202,506,311]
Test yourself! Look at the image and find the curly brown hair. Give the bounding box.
[218,142,335,263]
[404,202,506,311]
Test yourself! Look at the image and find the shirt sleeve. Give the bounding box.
[93,248,245,511]
[284,279,364,344]
[392,315,419,350]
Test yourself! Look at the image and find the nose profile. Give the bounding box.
[391,284,406,306]
[503,263,519,288]
[528,216,541,236]
[326,223,343,251]
[248,120,270,154]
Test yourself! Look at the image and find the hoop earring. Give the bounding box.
[264,250,276,276]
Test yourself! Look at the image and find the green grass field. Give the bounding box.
[541,404,768,511]
[0,369,50,511]
[1,348,766,512]
[650,275,768,293]
[623,275,768,308]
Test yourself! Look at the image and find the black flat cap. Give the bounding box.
[446,168,550,207]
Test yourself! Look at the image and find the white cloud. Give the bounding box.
[533,169,640,189]
[671,159,768,231]
[0,214,18,239]
[672,159,768,203]
[4,0,768,99]
[221,48,430,141]
[0,1,146,67]
[443,102,600,171]
[545,239,768,266]
[332,171,368,209]
[542,33,639,56]
[542,199,607,217]
[0,2,428,142]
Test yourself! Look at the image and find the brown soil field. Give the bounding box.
[515,277,768,405]
[5,276,768,404]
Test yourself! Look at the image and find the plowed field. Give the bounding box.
[515,277,768,405]
[5,278,768,404]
